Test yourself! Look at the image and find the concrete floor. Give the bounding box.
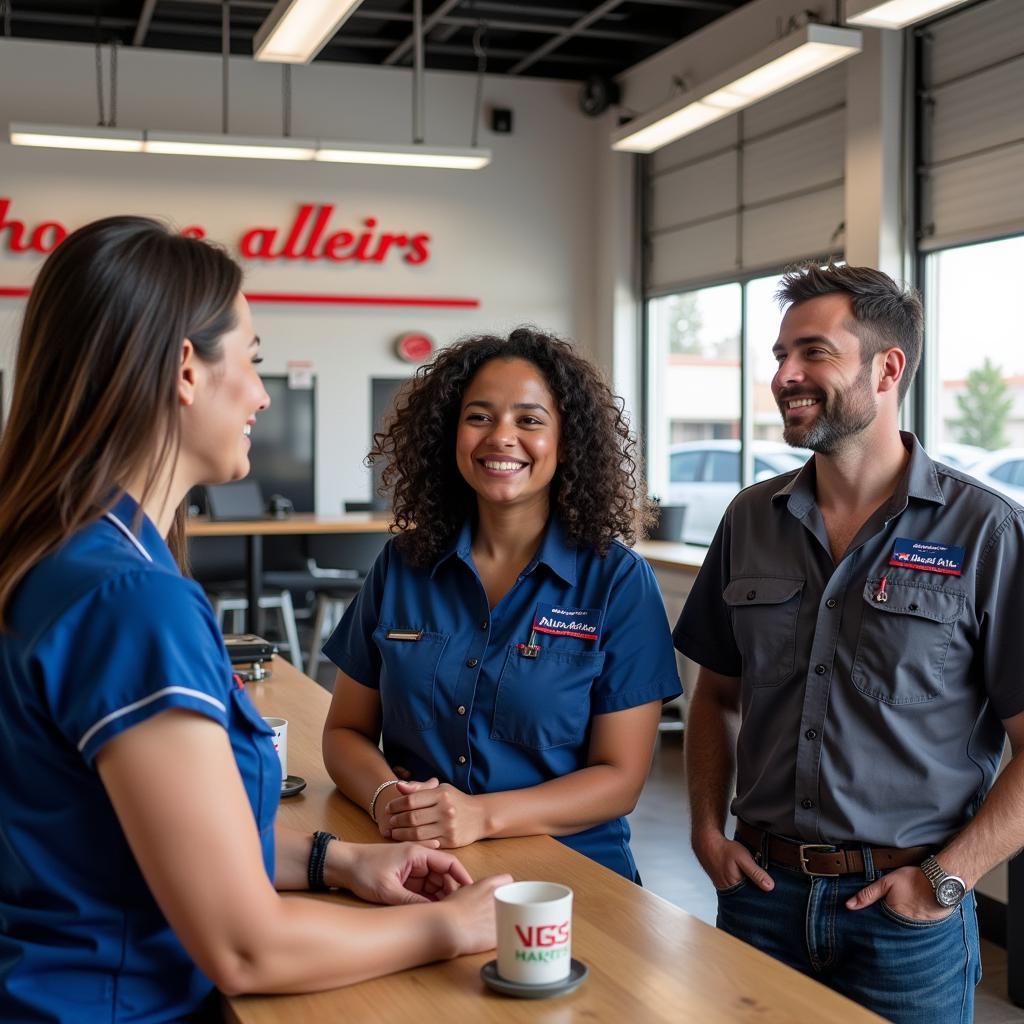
[628,731,1024,1024]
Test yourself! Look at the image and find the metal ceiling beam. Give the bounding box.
[7,11,138,31]
[629,0,734,11]
[382,0,461,66]
[471,1,626,17]
[508,0,625,75]
[133,0,159,45]
[436,16,672,44]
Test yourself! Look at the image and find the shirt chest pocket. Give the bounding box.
[373,627,448,731]
[852,579,964,705]
[491,646,607,750]
[724,577,804,687]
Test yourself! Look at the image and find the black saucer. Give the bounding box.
[281,775,306,798]
[480,958,587,999]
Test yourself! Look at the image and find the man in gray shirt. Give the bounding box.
[674,264,1024,1024]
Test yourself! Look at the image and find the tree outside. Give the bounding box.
[954,357,1013,450]
[665,292,739,359]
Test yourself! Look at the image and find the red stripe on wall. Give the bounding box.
[0,287,480,309]
[246,293,479,308]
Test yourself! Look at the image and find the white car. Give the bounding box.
[959,448,1024,504]
[664,440,812,545]
[934,443,987,470]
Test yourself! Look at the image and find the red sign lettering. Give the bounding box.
[0,197,432,266]
[513,921,570,947]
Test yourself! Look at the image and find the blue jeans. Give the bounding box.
[716,850,981,1024]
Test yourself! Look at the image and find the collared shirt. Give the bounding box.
[674,433,1024,849]
[324,516,681,878]
[0,493,279,1024]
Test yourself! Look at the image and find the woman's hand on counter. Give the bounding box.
[380,779,491,848]
[326,840,474,905]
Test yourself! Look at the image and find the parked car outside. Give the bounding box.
[664,440,812,545]
[934,443,987,470]
[959,448,1024,505]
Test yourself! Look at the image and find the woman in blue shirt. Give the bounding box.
[322,329,682,880]
[0,217,507,1024]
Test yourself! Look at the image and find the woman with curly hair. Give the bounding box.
[322,328,681,879]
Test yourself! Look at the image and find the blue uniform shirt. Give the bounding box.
[0,494,280,1023]
[324,517,681,878]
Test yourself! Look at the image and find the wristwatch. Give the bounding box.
[920,855,967,909]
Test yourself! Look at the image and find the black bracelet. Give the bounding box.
[308,830,337,892]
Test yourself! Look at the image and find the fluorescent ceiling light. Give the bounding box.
[315,142,491,170]
[143,131,317,160]
[9,123,144,152]
[612,23,862,154]
[254,0,364,63]
[8,123,490,169]
[845,0,972,29]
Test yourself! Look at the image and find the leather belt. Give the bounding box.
[736,821,931,878]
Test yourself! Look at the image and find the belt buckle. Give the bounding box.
[798,843,840,877]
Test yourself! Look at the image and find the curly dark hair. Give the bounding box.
[370,326,653,567]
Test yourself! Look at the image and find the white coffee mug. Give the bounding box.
[495,881,573,985]
[262,717,288,781]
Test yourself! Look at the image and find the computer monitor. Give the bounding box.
[189,374,316,515]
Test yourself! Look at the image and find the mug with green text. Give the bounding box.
[495,881,573,985]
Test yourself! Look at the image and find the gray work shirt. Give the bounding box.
[674,433,1024,848]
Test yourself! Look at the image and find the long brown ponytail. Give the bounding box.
[0,216,241,628]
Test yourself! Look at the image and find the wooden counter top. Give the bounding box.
[225,659,883,1024]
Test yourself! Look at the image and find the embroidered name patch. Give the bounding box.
[888,537,965,577]
[531,604,602,641]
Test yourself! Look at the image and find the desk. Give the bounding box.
[186,515,391,633]
[227,659,883,1024]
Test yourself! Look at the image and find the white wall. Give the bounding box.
[0,38,603,510]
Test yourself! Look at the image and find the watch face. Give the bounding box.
[936,877,966,907]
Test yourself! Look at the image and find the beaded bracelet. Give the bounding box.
[369,779,400,823]
[308,830,337,891]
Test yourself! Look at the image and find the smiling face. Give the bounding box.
[180,292,270,484]
[455,357,561,513]
[771,294,879,455]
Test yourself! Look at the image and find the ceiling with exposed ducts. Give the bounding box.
[1,1,754,81]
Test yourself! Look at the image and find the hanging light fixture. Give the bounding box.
[844,0,973,29]
[612,23,862,154]
[254,0,365,63]
[9,124,144,152]
[9,1,490,170]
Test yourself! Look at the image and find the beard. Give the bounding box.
[779,360,876,455]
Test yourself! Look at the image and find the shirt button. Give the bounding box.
[481,621,489,630]
[801,798,814,809]
[456,705,466,716]
[909,603,919,612]
[826,599,837,609]
[457,754,467,765]
[814,664,826,675]
[805,729,817,740]
[746,590,757,600]
[466,658,478,668]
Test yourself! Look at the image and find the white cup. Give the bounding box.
[262,717,288,781]
[494,881,573,985]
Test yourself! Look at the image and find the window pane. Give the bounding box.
[746,273,788,444]
[990,461,1018,485]
[669,451,703,482]
[927,235,1024,502]
[705,451,739,483]
[647,284,741,544]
